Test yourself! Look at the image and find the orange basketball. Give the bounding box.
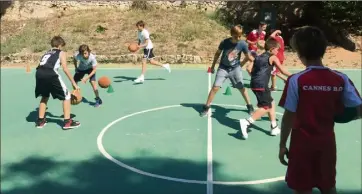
[98,76,111,88]
[71,90,82,105]
[128,43,138,52]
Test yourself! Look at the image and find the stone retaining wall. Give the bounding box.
[1,53,210,65]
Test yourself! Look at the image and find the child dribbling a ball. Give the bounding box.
[73,44,103,107]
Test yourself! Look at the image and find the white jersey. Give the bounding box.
[74,51,97,71]
[138,29,153,49]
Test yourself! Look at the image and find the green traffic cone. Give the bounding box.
[107,84,114,93]
[224,86,232,95]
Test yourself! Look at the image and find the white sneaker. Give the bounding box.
[270,125,281,136]
[163,63,171,73]
[134,76,144,83]
[239,119,250,139]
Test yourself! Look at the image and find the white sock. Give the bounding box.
[271,120,277,128]
[139,74,144,78]
[246,117,255,125]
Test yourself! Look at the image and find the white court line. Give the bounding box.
[207,71,213,194]
[97,104,286,186]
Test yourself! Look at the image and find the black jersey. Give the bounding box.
[36,49,62,71]
[250,52,274,90]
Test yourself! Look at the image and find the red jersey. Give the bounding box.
[279,66,361,148]
[247,30,266,51]
[273,35,285,64]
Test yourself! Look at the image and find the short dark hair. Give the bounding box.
[78,44,91,54]
[230,25,243,37]
[136,20,145,27]
[290,26,327,60]
[265,38,280,51]
[259,21,267,27]
[50,36,66,47]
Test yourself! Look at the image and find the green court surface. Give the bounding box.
[1,68,361,194]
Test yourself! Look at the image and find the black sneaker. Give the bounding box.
[36,118,47,128]
[200,105,210,117]
[95,97,103,107]
[63,119,81,130]
[246,104,254,115]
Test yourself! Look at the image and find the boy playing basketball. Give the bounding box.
[278,26,362,194]
[73,44,102,107]
[133,20,171,83]
[200,25,255,117]
[35,36,81,129]
[239,38,292,139]
[245,21,267,74]
[269,29,287,91]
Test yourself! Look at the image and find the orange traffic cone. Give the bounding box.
[26,64,31,73]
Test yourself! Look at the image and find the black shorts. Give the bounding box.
[252,89,273,109]
[143,48,155,60]
[35,69,71,100]
[74,68,96,82]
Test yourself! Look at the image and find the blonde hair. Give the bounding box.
[230,25,243,37]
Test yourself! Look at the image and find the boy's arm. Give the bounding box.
[83,57,97,82]
[278,76,299,165]
[60,51,79,90]
[335,75,362,122]
[211,50,222,70]
[240,42,254,67]
[270,30,281,39]
[271,56,291,77]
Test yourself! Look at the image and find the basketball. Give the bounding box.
[128,43,138,52]
[71,90,82,105]
[98,76,111,88]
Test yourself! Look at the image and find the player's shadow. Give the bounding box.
[113,76,165,84]
[180,103,271,139]
[81,97,96,106]
[26,108,76,128]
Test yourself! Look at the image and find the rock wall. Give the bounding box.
[2,1,225,21]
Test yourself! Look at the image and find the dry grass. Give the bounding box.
[1,8,229,57]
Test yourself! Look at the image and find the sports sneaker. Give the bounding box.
[200,105,210,117]
[246,104,254,115]
[134,76,145,83]
[95,97,103,107]
[163,63,171,73]
[270,125,281,136]
[63,119,81,130]
[239,119,250,139]
[36,118,47,128]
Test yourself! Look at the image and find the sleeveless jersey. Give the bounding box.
[37,49,61,72]
[250,52,273,90]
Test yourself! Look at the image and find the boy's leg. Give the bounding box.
[135,49,170,83]
[267,101,281,135]
[89,73,102,107]
[35,75,50,128]
[50,76,80,130]
[239,90,273,139]
[36,97,49,128]
[200,68,227,117]
[229,66,254,114]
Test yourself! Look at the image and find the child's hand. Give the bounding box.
[73,83,80,91]
[81,78,88,84]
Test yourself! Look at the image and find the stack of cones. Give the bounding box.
[224,86,232,96]
[207,67,212,73]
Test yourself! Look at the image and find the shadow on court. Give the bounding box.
[113,76,166,83]
[180,103,273,139]
[1,155,359,194]
[26,108,76,128]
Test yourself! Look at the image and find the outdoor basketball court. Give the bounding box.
[1,67,361,194]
